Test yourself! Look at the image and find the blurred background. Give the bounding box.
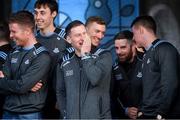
[0,0,180,52]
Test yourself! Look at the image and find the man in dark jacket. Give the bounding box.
[111,30,143,119]
[131,15,180,119]
[56,19,112,119]
[0,21,13,118]
[0,21,12,68]
[0,11,51,119]
[34,0,72,118]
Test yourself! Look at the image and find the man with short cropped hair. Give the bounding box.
[56,19,112,119]
[0,10,51,119]
[34,0,71,118]
[131,15,180,119]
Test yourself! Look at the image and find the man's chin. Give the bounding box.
[119,58,126,62]
[36,25,44,29]
[93,43,99,47]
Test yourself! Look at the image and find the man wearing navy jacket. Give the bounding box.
[0,11,51,119]
[131,15,180,119]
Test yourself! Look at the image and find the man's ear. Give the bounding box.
[24,28,31,35]
[139,26,145,34]
[52,11,57,18]
[66,36,71,44]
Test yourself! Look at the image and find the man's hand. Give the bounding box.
[127,107,138,119]
[31,81,43,92]
[81,34,91,56]
[0,71,5,78]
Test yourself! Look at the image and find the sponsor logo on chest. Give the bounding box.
[147,58,151,64]
[53,48,59,53]
[57,37,61,40]
[115,73,123,80]
[65,70,73,77]
[11,58,18,63]
[24,59,30,65]
[137,71,142,78]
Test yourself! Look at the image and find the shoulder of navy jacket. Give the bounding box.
[62,53,74,62]
[0,51,8,60]
[152,39,169,48]
[60,54,74,68]
[55,35,65,42]
[33,46,48,56]
[94,48,109,56]
[66,47,75,53]
[102,42,115,51]
[54,27,66,38]
[12,47,21,54]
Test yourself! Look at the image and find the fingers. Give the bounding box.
[81,34,91,56]
[31,82,43,92]
[130,107,138,113]
[0,72,5,78]
[36,82,43,88]
[128,107,138,119]
[85,34,91,45]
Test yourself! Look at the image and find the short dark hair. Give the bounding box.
[9,10,35,32]
[114,30,133,43]
[85,16,106,27]
[0,21,10,41]
[65,20,84,38]
[131,15,157,34]
[34,0,58,14]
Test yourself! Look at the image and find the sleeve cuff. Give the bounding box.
[81,53,92,60]
[125,107,128,115]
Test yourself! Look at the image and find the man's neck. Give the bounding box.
[0,40,9,46]
[40,25,56,36]
[144,35,157,50]
[75,50,81,57]
[23,36,37,48]
[91,44,97,53]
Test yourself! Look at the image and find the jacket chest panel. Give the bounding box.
[142,50,160,79]
[10,51,35,75]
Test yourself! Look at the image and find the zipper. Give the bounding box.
[79,58,82,118]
